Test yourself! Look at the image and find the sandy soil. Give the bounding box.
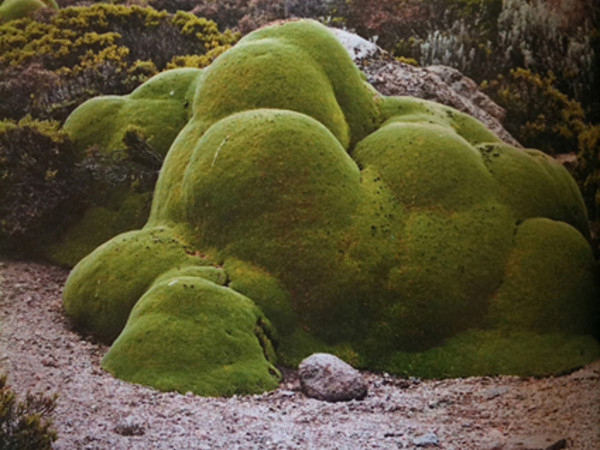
[1,258,599,449]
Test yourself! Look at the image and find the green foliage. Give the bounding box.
[41,67,204,266]
[64,67,203,157]
[381,330,600,378]
[63,21,599,396]
[0,117,82,251]
[0,3,237,122]
[0,375,57,450]
[576,124,600,253]
[483,68,586,155]
[0,115,161,263]
[0,0,58,23]
[0,4,234,262]
[103,275,281,396]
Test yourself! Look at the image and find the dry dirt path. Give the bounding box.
[1,258,599,449]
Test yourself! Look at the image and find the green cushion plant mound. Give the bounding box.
[43,68,204,266]
[0,0,57,22]
[64,68,204,158]
[62,20,600,397]
[103,276,280,396]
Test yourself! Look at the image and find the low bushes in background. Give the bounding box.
[0,375,57,450]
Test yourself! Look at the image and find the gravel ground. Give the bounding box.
[1,258,599,449]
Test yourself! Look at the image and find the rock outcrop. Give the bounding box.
[329,28,520,146]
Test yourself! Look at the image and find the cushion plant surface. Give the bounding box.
[63,20,600,396]
[0,0,58,22]
[43,68,204,267]
[64,67,203,159]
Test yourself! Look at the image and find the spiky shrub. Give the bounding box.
[385,0,597,119]
[417,20,492,75]
[62,21,599,397]
[0,375,57,450]
[0,3,237,121]
[344,0,501,54]
[495,0,597,110]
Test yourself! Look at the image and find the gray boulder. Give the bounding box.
[298,353,367,402]
[329,28,520,147]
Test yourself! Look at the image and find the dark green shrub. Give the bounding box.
[0,375,57,450]
[576,124,600,253]
[0,117,83,251]
[0,117,158,258]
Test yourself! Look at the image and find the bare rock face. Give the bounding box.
[298,353,368,402]
[426,65,507,123]
[329,28,520,147]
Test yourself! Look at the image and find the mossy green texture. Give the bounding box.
[41,192,152,268]
[103,276,280,396]
[64,68,203,158]
[0,0,57,22]
[63,20,600,397]
[62,226,213,343]
[44,68,204,266]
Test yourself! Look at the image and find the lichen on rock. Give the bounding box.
[63,19,600,397]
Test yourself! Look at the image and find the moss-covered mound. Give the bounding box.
[42,68,203,267]
[0,0,57,22]
[63,20,600,396]
[64,68,203,158]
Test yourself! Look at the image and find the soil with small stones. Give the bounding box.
[1,258,599,449]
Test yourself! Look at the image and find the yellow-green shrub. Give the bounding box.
[0,4,237,121]
[484,68,586,155]
[0,375,57,450]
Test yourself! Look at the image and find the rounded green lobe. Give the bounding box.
[103,277,280,397]
[0,0,58,22]
[64,68,203,158]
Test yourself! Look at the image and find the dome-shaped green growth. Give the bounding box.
[42,68,204,267]
[103,275,280,397]
[63,20,600,397]
[64,67,203,158]
[0,0,57,22]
